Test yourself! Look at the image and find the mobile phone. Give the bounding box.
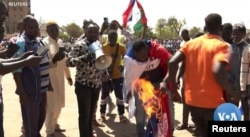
[37,46,49,56]
[7,43,20,58]
[104,17,108,23]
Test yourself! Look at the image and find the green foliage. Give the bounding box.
[133,27,156,39]
[189,26,203,38]
[59,28,70,41]
[62,23,83,38]
[155,17,186,39]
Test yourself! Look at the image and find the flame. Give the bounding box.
[132,79,162,119]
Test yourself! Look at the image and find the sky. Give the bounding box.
[30,0,250,30]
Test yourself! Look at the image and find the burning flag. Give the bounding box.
[132,79,161,119]
[132,79,171,137]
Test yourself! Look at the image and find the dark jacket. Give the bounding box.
[229,41,248,91]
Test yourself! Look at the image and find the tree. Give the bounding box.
[155,17,186,39]
[166,16,186,39]
[59,27,70,41]
[62,23,83,38]
[38,17,46,26]
[155,18,167,39]
[189,26,203,38]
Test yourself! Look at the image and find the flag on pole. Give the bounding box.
[122,0,136,28]
[133,0,147,31]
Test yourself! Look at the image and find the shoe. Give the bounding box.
[101,113,106,121]
[192,129,200,137]
[119,115,128,123]
[92,119,105,127]
[21,125,25,133]
[46,133,55,137]
[187,124,195,129]
[55,124,66,132]
[192,131,200,137]
[176,124,188,130]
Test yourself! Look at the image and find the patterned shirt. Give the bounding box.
[66,38,103,88]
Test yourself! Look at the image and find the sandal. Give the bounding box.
[101,113,106,122]
[119,115,128,123]
[92,119,105,127]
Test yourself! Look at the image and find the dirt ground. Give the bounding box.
[2,68,193,137]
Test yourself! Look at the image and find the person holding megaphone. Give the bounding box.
[66,23,111,137]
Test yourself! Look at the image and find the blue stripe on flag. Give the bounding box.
[128,0,135,22]
[128,15,133,21]
[130,0,136,6]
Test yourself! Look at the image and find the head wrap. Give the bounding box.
[46,20,58,28]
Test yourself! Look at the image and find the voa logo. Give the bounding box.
[213,103,242,121]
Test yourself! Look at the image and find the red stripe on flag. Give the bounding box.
[136,0,147,26]
[123,0,135,28]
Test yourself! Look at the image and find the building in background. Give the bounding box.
[3,0,31,34]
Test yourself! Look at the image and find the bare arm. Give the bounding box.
[213,61,240,100]
[0,59,28,75]
[140,25,147,39]
[176,61,185,83]
[160,51,184,102]
[0,57,21,63]
[163,51,185,85]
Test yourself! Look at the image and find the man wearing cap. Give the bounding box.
[42,21,73,137]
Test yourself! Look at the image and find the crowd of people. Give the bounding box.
[1,1,250,137]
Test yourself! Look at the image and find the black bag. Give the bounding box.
[102,44,120,92]
[102,44,119,82]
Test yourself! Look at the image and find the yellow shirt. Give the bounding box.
[100,34,125,45]
[102,44,126,79]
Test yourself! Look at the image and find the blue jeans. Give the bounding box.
[134,91,175,137]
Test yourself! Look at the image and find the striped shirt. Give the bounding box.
[14,34,50,94]
[40,56,50,93]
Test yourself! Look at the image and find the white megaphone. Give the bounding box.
[89,41,112,70]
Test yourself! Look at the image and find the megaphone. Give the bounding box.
[89,41,112,70]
